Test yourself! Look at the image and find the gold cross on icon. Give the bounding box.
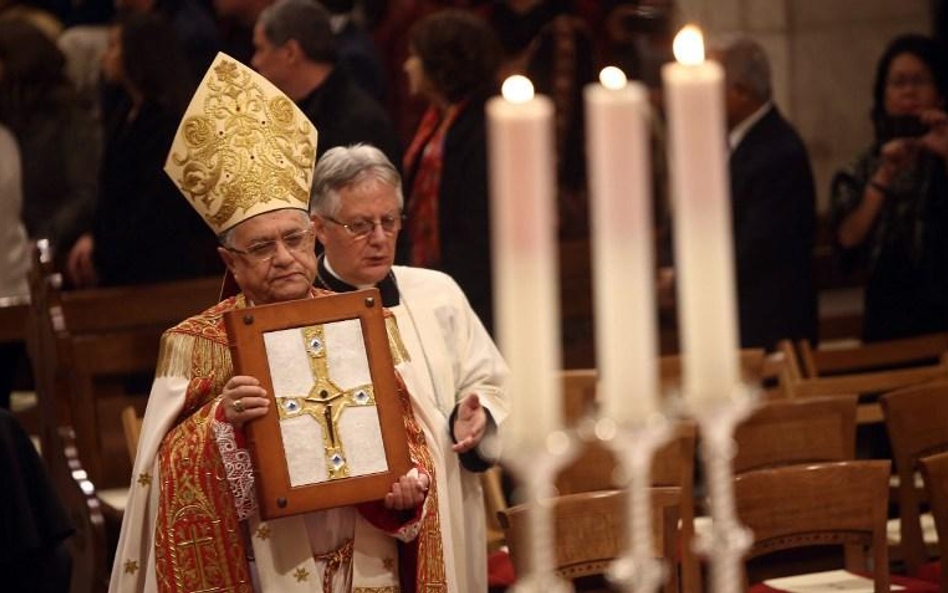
[275,325,376,479]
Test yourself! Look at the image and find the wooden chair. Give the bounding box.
[498,487,681,593]
[774,340,804,384]
[881,381,948,575]
[783,362,948,426]
[798,333,948,378]
[692,396,858,582]
[732,395,857,474]
[561,350,772,428]
[734,460,893,593]
[554,423,697,593]
[24,242,110,593]
[27,246,222,490]
[919,451,948,593]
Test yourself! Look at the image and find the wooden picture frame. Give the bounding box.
[223,289,411,520]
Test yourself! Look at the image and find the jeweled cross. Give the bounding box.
[276,325,376,479]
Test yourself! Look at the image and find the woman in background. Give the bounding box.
[0,19,99,259]
[402,9,501,332]
[67,12,217,287]
[830,34,948,341]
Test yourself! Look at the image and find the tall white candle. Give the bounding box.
[662,26,740,405]
[585,67,659,425]
[487,75,562,448]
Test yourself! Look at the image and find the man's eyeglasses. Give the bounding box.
[225,228,314,263]
[325,213,404,240]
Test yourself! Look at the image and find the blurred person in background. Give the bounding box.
[487,0,596,238]
[716,37,818,352]
[830,34,948,341]
[67,12,218,287]
[319,0,386,102]
[402,8,500,332]
[0,121,29,410]
[113,0,221,79]
[0,19,100,263]
[252,0,400,166]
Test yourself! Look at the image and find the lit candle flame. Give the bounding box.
[599,66,628,90]
[673,25,705,65]
[501,75,534,103]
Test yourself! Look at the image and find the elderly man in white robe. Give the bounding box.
[309,144,510,593]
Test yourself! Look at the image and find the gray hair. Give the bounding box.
[218,208,311,247]
[309,144,404,217]
[257,0,338,64]
[718,37,772,103]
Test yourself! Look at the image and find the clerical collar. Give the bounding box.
[315,255,400,307]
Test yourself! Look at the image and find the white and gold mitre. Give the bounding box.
[164,53,318,234]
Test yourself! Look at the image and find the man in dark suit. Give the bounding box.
[719,38,818,351]
[251,0,401,168]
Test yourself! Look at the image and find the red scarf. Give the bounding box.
[403,101,468,268]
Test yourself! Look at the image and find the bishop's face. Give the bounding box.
[313,179,401,287]
[218,209,318,305]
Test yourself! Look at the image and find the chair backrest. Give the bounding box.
[735,460,892,593]
[881,381,948,574]
[798,333,948,378]
[24,243,110,593]
[561,351,771,426]
[27,244,222,487]
[919,451,948,593]
[658,348,768,389]
[498,487,681,593]
[732,395,857,474]
[554,423,698,593]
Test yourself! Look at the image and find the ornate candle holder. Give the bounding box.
[596,413,674,593]
[677,386,759,593]
[502,430,579,593]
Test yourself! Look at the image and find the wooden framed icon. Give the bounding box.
[223,289,411,520]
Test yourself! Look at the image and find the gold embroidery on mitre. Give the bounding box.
[165,53,318,234]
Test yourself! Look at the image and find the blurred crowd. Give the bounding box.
[0,0,945,348]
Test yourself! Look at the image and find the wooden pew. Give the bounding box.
[27,243,222,490]
[798,333,948,378]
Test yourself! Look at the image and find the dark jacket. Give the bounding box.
[402,94,494,333]
[297,66,401,169]
[729,105,818,350]
[93,98,218,286]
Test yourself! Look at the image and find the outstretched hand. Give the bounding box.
[452,393,486,453]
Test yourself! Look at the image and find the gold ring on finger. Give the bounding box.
[234,398,244,414]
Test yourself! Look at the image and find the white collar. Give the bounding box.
[728,101,773,152]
